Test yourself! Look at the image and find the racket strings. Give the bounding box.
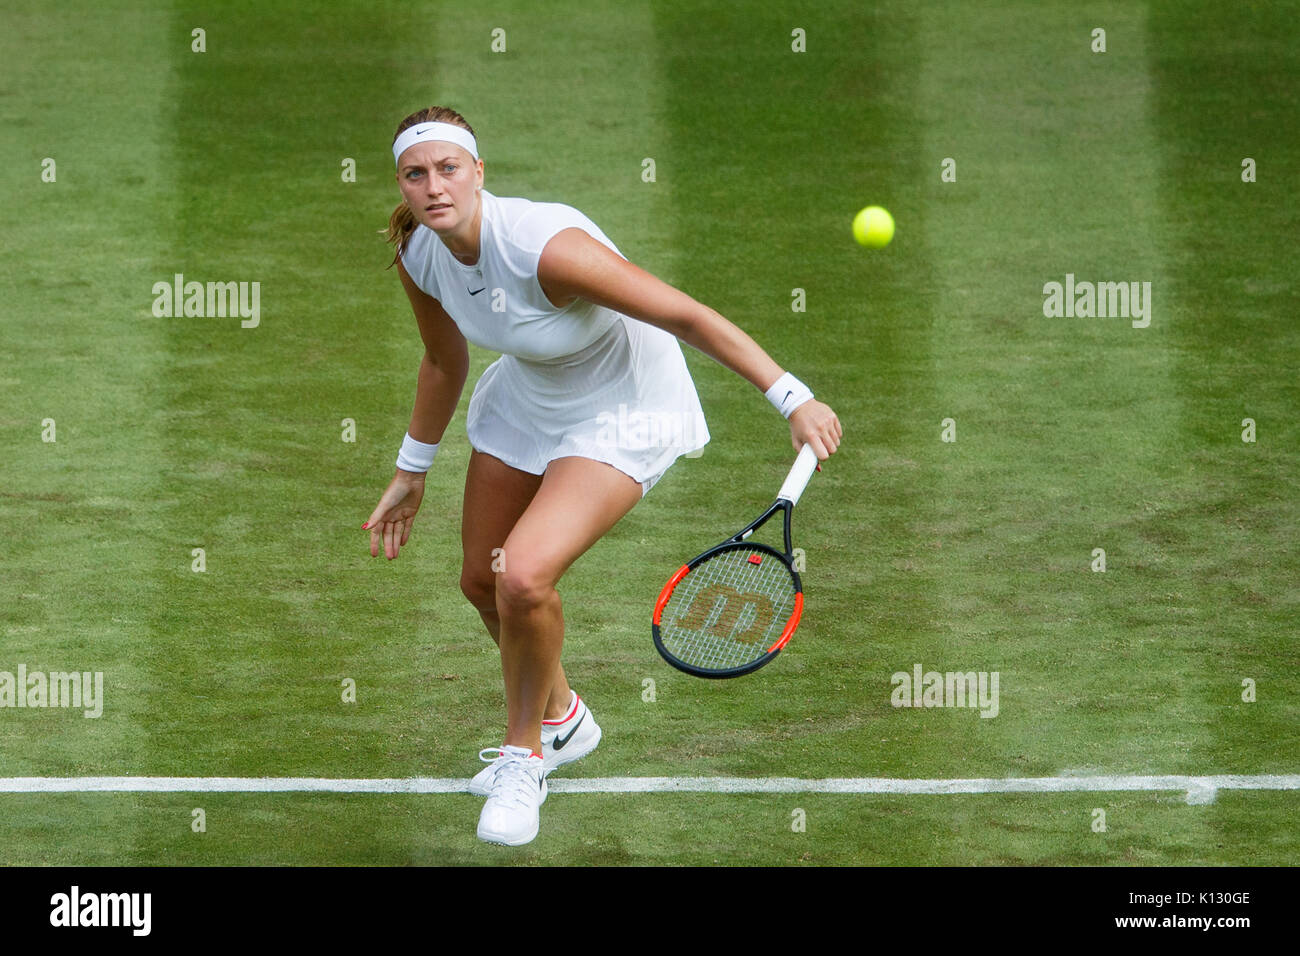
[659,547,798,671]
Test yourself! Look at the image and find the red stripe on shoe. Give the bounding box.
[542,692,580,725]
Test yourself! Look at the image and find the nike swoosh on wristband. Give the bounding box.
[550,712,586,751]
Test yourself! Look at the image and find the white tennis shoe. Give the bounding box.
[476,745,546,846]
[468,692,602,797]
[540,691,602,770]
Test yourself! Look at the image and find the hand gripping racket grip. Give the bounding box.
[777,443,820,507]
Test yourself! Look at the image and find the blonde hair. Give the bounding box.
[382,106,478,269]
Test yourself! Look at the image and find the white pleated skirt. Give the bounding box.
[466,316,709,496]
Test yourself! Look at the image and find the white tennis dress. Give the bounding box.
[400,188,709,495]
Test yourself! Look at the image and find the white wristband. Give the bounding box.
[396,432,439,473]
[765,372,814,419]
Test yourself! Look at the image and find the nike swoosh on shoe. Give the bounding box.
[549,711,586,751]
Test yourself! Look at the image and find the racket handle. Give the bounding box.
[777,443,820,506]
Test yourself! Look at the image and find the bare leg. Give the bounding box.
[494,456,644,753]
[459,450,573,720]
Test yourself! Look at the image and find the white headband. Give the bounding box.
[392,122,479,166]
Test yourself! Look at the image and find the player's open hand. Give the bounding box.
[363,471,426,560]
[789,400,842,460]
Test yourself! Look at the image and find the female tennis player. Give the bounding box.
[363,106,842,846]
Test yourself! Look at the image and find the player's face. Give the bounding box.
[395,142,483,232]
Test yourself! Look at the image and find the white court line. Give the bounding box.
[2,775,1297,805]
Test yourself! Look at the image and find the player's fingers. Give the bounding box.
[806,421,833,457]
[384,522,396,560]
[363,505,386,556]
[400,516,412,547]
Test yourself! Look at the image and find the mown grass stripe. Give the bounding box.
[913,3,1189,777]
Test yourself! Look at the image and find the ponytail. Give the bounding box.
[383,201,419,269]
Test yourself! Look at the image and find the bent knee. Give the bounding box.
[459,568,497,613]
[495,565,558,614]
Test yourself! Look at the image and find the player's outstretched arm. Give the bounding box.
[364,260,471,560]
[537,228,842,458]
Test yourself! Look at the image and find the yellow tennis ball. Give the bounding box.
[853,206,894,248]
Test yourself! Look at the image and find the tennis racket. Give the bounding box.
[652,443,821,678]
